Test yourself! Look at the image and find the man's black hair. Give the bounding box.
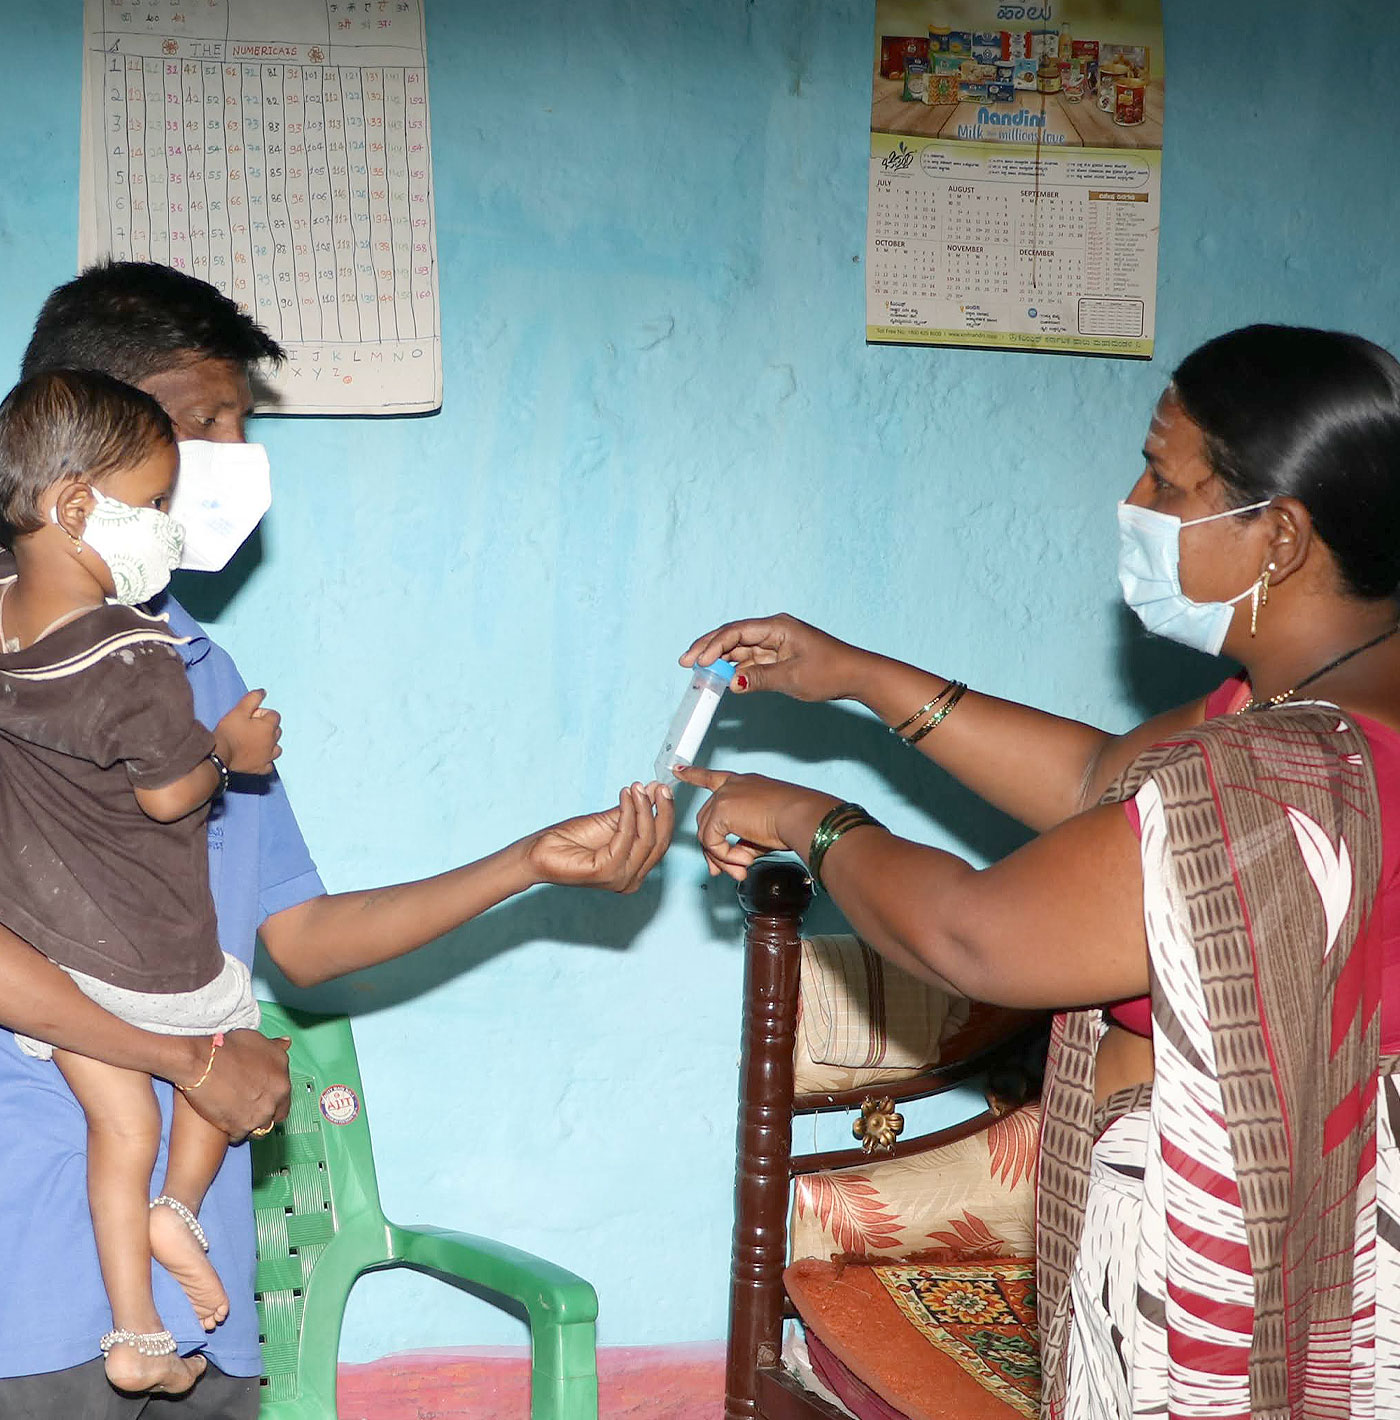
[20,261,284,385]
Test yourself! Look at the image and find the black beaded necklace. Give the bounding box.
[1242,622,1400,712]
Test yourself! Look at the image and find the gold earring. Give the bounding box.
[1249,563,1275,637]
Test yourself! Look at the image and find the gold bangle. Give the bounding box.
[906,682,969,745]
[177,1032,225,1093]
[890,681,958,734]
[808,802,883,892]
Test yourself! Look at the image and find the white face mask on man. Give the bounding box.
[167,441,272,572]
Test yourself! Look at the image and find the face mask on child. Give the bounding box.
[167,441,272,572]
[61,489,186,606]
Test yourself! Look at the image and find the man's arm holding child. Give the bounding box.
[0,927,289,1136]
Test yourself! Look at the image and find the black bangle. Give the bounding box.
[207,749,231,797]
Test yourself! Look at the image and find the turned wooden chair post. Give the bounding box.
[724,858,814,1420]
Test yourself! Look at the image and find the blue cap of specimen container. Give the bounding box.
[698,660,738,682]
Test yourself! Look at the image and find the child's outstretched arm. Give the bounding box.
[135,688,282,823]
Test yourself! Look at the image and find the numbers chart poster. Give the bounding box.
[80,0,442,414]
[868,0,1163,358]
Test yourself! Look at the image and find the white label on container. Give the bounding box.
[673,686,722,763]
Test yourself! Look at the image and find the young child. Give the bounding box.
[0,369,282,1395]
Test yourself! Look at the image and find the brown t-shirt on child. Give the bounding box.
[0,596,222,992]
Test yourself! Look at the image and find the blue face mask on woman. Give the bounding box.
[1117,500,1269,656]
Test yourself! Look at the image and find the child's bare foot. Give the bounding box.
[103,1340,206,1395]
[149,1200,229,1331]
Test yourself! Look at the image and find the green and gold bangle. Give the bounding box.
[889,680,959,735]
[808,802,884,892]
[906,681,968,745]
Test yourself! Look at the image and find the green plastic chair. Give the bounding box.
[250,1002,599,1419]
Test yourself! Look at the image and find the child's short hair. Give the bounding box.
[0,369,175,548]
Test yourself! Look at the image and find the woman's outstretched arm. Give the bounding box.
[681,614,1206,831]
[680,766,1146,1010]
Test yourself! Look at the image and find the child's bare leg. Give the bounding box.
[149,1092,231,1330]
[52,1050,207,1397]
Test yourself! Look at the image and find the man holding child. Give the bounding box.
[0,261,674,1417]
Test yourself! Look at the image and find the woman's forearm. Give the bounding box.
[851,652,1211,830]
[851,652,1111,830]
[769,790,973,989]
[684,616,1144,830]
[774,794,1147,1009]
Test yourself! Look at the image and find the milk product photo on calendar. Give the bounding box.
[867,0,1163,357]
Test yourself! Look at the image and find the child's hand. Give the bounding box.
[215,689,282,776]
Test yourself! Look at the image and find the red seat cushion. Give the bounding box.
[784,1255,1039,1420]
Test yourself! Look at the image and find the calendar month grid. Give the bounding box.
[866,139,1158,355]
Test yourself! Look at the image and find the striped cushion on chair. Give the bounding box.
[794,935,957,1094]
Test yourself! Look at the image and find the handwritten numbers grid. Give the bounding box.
[84,0,441,413]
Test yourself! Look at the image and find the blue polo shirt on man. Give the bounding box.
[0,593,325,1378]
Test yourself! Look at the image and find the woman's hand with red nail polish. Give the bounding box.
[678,614,870,704]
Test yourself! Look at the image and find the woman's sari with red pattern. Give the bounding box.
[1037,706,1400,1419]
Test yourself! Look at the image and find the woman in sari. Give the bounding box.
[678,325,1400,1418]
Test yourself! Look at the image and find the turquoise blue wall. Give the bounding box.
[3,0,1399,1360]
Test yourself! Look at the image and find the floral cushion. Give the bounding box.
[793,935,962,1095]
[789,1104,1040,1261]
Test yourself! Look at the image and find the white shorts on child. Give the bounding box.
[14,952,261,1061]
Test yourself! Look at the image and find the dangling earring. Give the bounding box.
[1249,562,1275,637]
[53,509,83,555]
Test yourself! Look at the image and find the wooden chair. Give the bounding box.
[724,859,1049,1420]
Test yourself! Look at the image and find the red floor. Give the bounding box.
[336,1342,726,1420]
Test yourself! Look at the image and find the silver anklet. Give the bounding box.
[150,1194,209,1253]
[100,1328,177,1357]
